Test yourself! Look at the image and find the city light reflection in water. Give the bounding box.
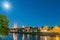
[13,33,17,40]
[2,33,60,40]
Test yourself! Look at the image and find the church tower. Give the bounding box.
[13,23,17,29]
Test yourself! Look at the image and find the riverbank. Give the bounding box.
[9,32,60,36]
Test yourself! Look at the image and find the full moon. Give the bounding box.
[3,2,11,10]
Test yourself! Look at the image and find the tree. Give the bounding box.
[0,14,9,35]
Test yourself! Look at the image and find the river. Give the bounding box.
[0,33,60,40]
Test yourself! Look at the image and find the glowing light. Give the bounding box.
[3,2,11,10]
[55,35,59,40]
[4,3,9,9]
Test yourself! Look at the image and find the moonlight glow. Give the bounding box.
[3,2,11,10]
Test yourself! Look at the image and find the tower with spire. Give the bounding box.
[13,23,17,29]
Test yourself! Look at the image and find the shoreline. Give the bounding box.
[9,32,60,36]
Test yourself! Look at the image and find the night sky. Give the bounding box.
[0,0,60,27]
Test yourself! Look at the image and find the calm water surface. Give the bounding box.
[0,33,60,40]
